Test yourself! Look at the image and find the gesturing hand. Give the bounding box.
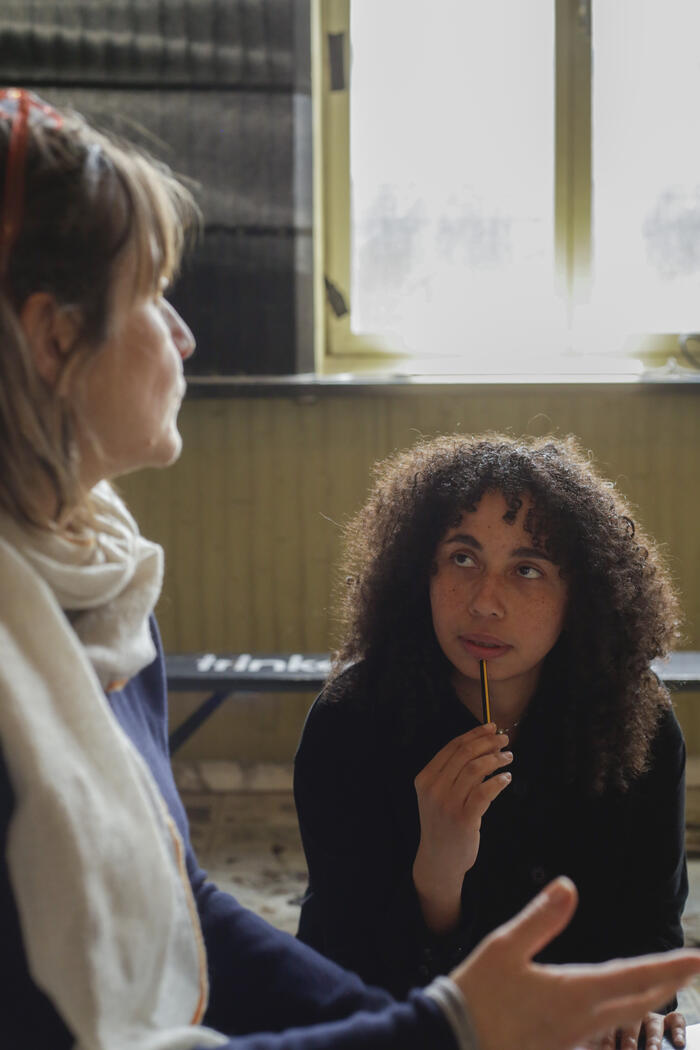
[592,1009,686,1049]
[412,722,512,932]
[452,877,700,1050]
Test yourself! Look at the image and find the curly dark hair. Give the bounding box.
[330,433,681,794]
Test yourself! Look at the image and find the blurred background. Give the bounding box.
[2,0,698,772]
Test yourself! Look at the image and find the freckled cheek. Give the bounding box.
[525,594,567,645]
[430,579,467,631]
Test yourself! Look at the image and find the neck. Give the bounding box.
[453,664,542,730]
[30,470,95,533]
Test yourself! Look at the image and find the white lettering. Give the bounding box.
[287,654,331,674]
[195,653,331,676]
[248,658,288,674]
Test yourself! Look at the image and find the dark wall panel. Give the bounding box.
[0,0,312,375]
[0,1,302,88]
[175,231,304,374]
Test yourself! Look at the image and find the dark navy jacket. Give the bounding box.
[0,620,455,1049]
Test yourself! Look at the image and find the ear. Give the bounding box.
[19,293,81,387]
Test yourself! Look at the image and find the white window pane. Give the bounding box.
[592,0,700,334]
[349,0,556,359]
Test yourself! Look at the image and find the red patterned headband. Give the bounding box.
[0,88,63,281]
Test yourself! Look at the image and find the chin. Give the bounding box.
[121,440,182,476]
[162,440,183,467]
[149,429,183,468]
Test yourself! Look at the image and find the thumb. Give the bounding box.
[500,876,579,962]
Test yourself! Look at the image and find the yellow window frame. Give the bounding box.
[312,0,679,375]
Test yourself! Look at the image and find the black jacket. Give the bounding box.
[294,664,688,1000]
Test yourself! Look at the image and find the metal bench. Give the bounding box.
[166,650,700,754]
[166,653,332,753]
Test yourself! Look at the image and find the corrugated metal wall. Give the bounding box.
[119,385,700,759]
[0,0,313,374]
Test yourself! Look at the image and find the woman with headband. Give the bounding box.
[0,87,697,1050]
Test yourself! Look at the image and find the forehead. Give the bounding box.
[109,232,161,312]
[441,491,539,544]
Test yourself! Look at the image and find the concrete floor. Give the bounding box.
[174,760,700,1023]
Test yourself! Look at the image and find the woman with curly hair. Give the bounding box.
[294,433,689,1049]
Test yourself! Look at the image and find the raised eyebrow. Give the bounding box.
[442,533,482,549]
[510,546,554,563]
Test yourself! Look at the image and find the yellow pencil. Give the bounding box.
[480,659,491,724]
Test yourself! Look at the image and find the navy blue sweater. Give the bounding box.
[0,620,455,1049]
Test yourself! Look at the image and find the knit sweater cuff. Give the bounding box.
[424,975,481,1050]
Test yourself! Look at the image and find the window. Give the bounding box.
[314,0,700,376]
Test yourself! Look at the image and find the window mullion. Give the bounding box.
[555,0,592,324]
[318,0,352,362]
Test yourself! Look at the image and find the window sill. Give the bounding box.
[183,366,700,398]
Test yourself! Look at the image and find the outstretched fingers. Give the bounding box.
[555,953,700,1038]
[590,987,684,1041]
[613,1017,642,1050]
[663,1010,687,1049]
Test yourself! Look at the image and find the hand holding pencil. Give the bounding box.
[412,719,512,934]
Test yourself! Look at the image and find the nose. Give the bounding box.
[468,573,506,619]
[163,298,196,360]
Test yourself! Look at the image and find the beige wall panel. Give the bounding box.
[120,386,700,760]
[167,690,318,763]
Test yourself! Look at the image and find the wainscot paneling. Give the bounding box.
[119,384,700,760]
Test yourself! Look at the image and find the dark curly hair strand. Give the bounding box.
[329,434,680,795]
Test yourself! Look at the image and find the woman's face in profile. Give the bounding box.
[70,253,195,488]
[429,489,568,706]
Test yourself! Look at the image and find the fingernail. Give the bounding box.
[543,875,576,906]
[544,878,567,903]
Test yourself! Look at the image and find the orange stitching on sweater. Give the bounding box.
[165,812,209,1024]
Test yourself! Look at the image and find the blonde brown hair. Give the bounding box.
[0,99,200,527]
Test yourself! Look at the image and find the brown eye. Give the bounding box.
[517,564,543,579]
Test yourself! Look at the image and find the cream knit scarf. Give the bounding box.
[0,483,226,1050]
